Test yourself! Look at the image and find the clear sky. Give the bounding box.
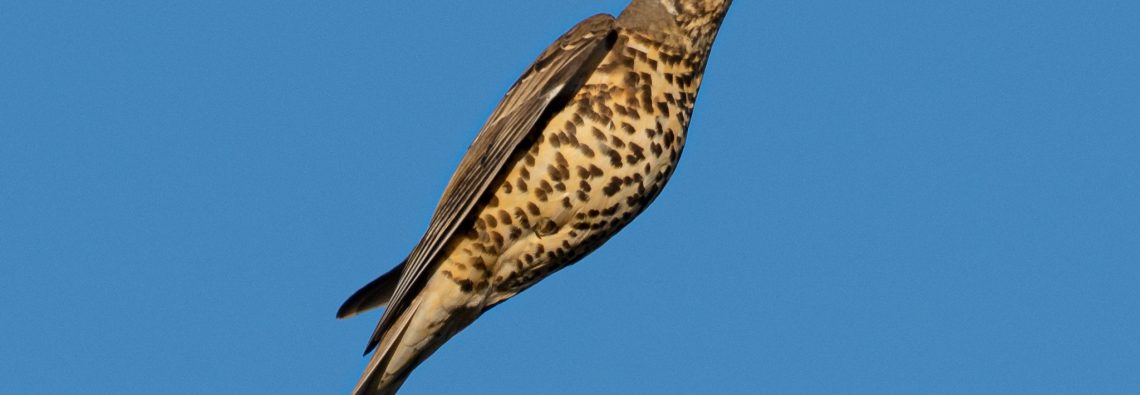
[2,1,1138,393]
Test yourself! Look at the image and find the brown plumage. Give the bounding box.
[338,1,731,393]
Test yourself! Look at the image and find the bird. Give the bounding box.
[337,1,732,393]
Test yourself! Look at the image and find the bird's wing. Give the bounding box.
[362,14,618,354]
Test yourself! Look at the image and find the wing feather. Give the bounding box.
[361,14,618,353]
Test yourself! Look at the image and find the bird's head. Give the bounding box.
[621,0,732,52]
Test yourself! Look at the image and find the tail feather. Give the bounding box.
[350,281,487,395]
[351,295,424,395]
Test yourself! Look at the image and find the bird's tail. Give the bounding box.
[350,295,423,395]
[350,283,483,395]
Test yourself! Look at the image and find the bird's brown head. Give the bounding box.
[621,0,731,53]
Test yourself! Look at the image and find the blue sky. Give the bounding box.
[2,1,1138,393]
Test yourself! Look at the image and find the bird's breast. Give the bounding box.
[441,30,704,305]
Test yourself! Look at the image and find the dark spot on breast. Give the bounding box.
[619,53,635,68]
[575,166,590,179]
[607,149,623,168]
[603,203,621,216]
[591,127,606,141]
[472,258,489,273]
[625,71,641,85]
[603,177,623,196]
[535,218,558,236]
[629,143,645,159]
[626,193,642,207]
[474,243,492,254]
[626,144,646,165]
[610,135,625,149]
[621,123,636,135]
[625,96,640,111]
[579,144,595,158]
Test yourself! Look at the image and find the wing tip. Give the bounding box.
[336,304,359,320]
[362,337,380,356]
[337,260,407,320]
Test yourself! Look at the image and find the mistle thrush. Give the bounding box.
[338,1,732,393]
